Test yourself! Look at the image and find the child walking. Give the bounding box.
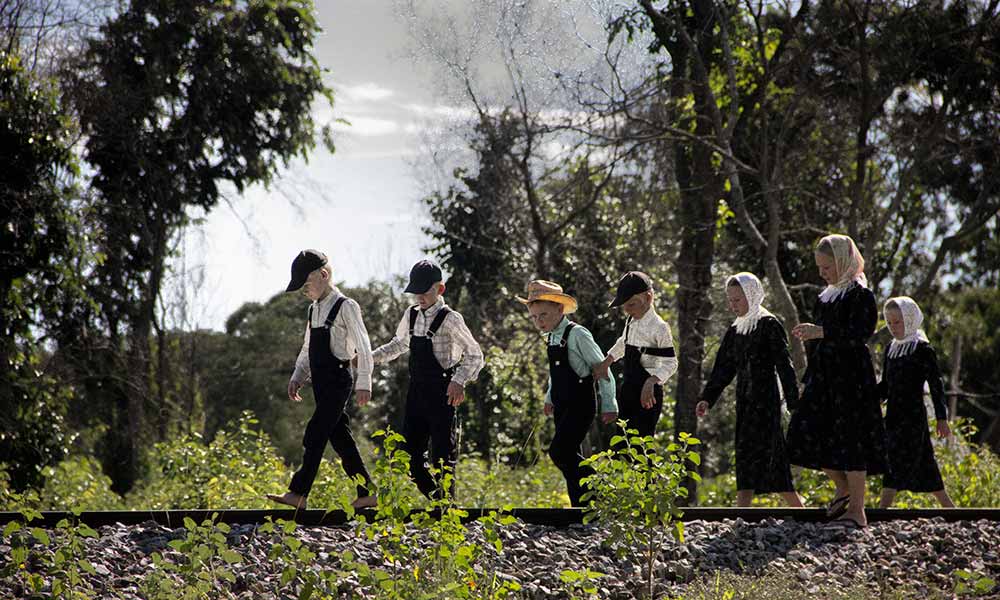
[518,280,618,507]
[786,234,887,527]
[268,250,377,510]
[593,271,677,437]
[372,260,484,499]
[696,273,802,507]
[878,296,954,508]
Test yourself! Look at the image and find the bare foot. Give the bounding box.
[834,510,867,528]
[266,492,306,509]
[351,495,378,509]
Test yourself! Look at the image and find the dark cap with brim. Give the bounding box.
[404,259,443,294]
[285,249,328,292]
[609,271,652,308]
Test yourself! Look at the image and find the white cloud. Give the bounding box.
[331,116,400,137]
[339,82,395,102]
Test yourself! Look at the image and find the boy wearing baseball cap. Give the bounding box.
[593,271,677,438]
[518,280,618,507]
[371,259,484,499]
[267,249,377,510]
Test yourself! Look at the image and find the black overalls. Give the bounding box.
[547,322,598,507]
[403,305,457,499]
[289,297,372,498]
[619,317,674,437]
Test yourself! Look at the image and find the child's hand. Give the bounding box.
[600,411,618,424]
[695,401,709,418]
[447,382,465,407]
[592,357,613,381]
[543,403,554,417]
[355,389,372,407]
[641,378,658,409]
[792,323,823,341]
[287,379,303,402]
[936,419,951,439]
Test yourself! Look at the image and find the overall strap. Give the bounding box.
[408,306,420,336]
[624,316,633,343]
[560,322,577,347]
[322,297,348,329]
[426,306,452,338]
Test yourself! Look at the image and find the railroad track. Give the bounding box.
[2,507,999,529]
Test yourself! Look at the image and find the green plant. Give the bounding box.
[259,517,340,600]
[559,568,605,600]
[140,515,243,600]
[0,509,46,597]
[954,569,997,597]
[581,424,700,600]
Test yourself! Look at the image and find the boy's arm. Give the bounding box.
[290,320,312,384]
[571,327,618,414]
[371,311,411,365]
[448,312,485,386]
[343,300,374,391]
[645,321,678,384]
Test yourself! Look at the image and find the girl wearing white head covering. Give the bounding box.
[878,297,954,508]
[787,234,887,528]
[816,234,868,304]
[696,273,802,507]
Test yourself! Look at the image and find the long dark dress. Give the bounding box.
[700,316,799,493]
[879,342,948,492]
[786,284,887,473]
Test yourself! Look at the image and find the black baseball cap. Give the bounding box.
[609,271,652,308]
[285,249,328,292]
[404,259,443,294]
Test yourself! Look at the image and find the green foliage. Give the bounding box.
[0,48,83,492]
[954,569,997,597]
[0,510,100,600]
[560,568,605,600]
[141,516,243,600]
[582,425,701,599]
[126,411,291,509]
[37,456,125,512]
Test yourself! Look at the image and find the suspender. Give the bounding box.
[308,296,347,329]
[409,305,452,337]
[549,322,576,348]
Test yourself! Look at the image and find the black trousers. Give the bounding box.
[289,382,370,497]
[618,378,663,438]
[403,378,457,499]
[549,403,596,507]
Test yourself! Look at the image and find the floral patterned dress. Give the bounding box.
[700,316,799,492]
[879,342,948,492]
[787,283,887,473]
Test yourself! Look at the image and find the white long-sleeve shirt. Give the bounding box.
[372,297,484,387]
[290,287,374,391]
[606,306,679,384]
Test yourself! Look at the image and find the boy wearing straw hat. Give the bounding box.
[593,271,677,438]
[518,280,618,507]
[372,259,484,499]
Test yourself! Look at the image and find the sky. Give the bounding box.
[175,0,629,331]
[180,2,452,331]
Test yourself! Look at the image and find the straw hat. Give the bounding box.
[515,280,578,314]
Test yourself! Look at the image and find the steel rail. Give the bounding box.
[2,507,1000,529]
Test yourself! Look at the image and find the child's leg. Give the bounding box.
[931,489,955,508]
[879,487,897,508]
[427,404,458,499]
[328,412,373,498]
[823,468,849,500]
[841,470,868,525]
[289,392,345,496]
[549,409,595,507]
[736,490,754,507]
[403,409,435,498]
[780,491,804,507]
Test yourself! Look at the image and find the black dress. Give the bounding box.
[879,342,948,492]
[700,316,799,493]
[786,284,887,473]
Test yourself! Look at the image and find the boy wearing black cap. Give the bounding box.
[372,259,484,499]
[267,249,377,510]
[593,271,678,438]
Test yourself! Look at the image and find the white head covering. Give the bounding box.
[817,234,868,304]
[885,296,929,359]
[728,272,775,335]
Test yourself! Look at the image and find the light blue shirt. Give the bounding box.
[545,317,618,414]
